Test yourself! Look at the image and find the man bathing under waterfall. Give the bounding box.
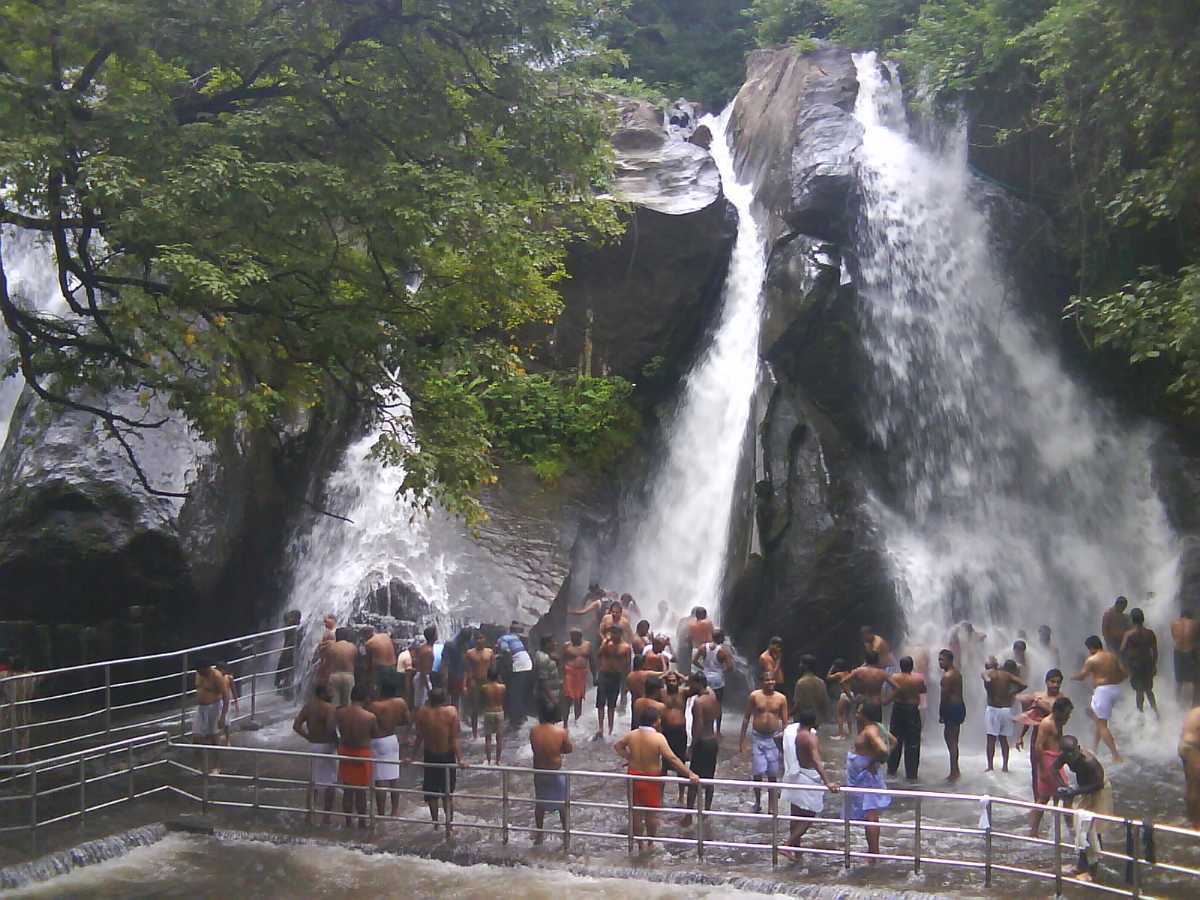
[1073,635,1127,762]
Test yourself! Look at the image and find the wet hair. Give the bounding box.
[1115,596,1128,609]
[830,657,849,673]
[335,627,356,642]
[645,675,663,695]
[1130,607,1145,626]
[769,636,783,647]
[1045,668,1064,683]
[860,702,883,724]
[487,666,500,682]
[1038,625,1052,637]
[541,635,555,651]
[1059,734,1080,755]
[351,683,368,703]
[621,593,635,606]
[637,620,651,634]
[1052,697,1074,717]
[1013,640,1027,652]
[939,649,954,662]
[474,630,487,642]
[587,582,602,595]
[713,629,725,644]
[797,710,818,729]
[899,656,914,673]
[539,703,561,724]
[1085,635,1103,651]
[695,607,708,620]
[423,625,438,643]
[689,671,708,688]
[864,650,880,666]
[1002,659,1019,674]
[569,628,583,638]
[639,706,661,727]
[428,687,447,707]
[380,674,399,698]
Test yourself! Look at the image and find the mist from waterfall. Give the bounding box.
[613,107,765,626]
[850,53,1180,748]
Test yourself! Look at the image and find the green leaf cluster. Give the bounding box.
[0,0,635,516]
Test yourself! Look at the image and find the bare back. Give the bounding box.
[691,690,719,740]
[365,633,396,668]
[850,666,888,703]
[415,705,460,755]
[530,723,572,770]
[328,640,357,674]
[368,697,410,734]
[336,704,378,749]
[941,667,964,704]
[293,698,337,744]
[1082,650,1127,687]
[1172,618,1199,652]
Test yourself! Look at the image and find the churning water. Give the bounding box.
[0,228,60,449]
[850,53,1181,739]
[613,107,765,625]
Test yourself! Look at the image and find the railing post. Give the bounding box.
[563,772,572,853]
[179,652,189,738]
[202,747,210,815]
[306,755,314,826]
[501,769,510,845]
[842,791,851,869]
[29,768,38,856]
[984,798,993,886]
[770,783,780,869]
[444,771,452,842]
[1127,819,1140,897]
[696,780,706,860]
[79,757,87,828]
[368,776,376,831]
[1053,806,1064,897]
[103,665,112,736]
[626,777,635,854]
[252,750,260,823]
[127,745,135,801]
[249,636,258,724]
[913,796,922,873]
[6,683,16,765]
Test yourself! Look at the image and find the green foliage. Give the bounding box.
[0,0,631,520]
[745,1,833,46]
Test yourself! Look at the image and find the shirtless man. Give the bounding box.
[335,684,380,828]
[781,710,839,855]
[413,626,437,709]
[614,706,699,852]
[694,629,734,732]
[1171,610,1199,706]
[660,671,690,808]
[367,679,409,817]
[683,672,720,826]
[642,635,669,673]
[631,619,651,671]
[1052,736,1114,881]
[861,625,895,670]
[325,629,358,708]
[632,675,666,734]
[568,582,608,641]
[1102,596,1132,652]
[1029,696,1073,836]
[1181,706,1200,829]
[846,702,892,859]
[410,687,466,830]
[293,684,338,824]
[792,655,831,725]
[1037,624,1061,664]
[687,608,715,673]
[982,658,1026,772]
[530,704,573,844]
[1120,608,1160,716]
[464,632,494,739]
[479,667,507,763]
[846,651,890,709]
[740,674,789,814]
[364,626,397,694]
[759,637,785,687]
[320,613,337,645]
[193,661,230,774]
[595,625,630,739]
[1072,635,1127,762]
[885,656,927,781]
[561,629,592,727]
[938,649,966,782]
[827,659,854,738]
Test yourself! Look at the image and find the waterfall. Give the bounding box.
[614,107,766,625]
[0,228,61,449]
[849,53,1179,730]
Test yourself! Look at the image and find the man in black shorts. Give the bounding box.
[594,625,630,740]
[682,672,721,826]
[938,649,966,782]
[410,687,466,830]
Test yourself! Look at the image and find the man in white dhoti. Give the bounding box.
[781,709,839,856]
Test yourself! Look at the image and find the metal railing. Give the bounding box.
[168,741,1200,898]
[0,624,300,765]
[0,731,172,855]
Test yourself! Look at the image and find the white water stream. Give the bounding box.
[612,107,766,625]
[850,53,1182,752]
[0,228,60,449]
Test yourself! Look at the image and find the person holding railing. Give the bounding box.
[367,676,409,819]
[781,709,839,857]
[1028,695,1073,838]
[845,701,892,861]
[335,684,379,829]
[530,702,573,844]
[1052,735,1114,883]
[193,660,230,775]
[614,705,699,853]
[739,673,788,815]
[681,671,720,827]
[292,683,338,824]
[410,686,466,831]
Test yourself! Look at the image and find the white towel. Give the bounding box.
[978,795,992,830]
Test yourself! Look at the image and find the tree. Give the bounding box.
[0,0,630,523]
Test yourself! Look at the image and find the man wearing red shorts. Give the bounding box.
[335,684,379,828]
[614,706,699,851]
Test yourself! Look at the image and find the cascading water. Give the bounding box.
[613,107,766,626]
[0,228,61,448]
[850,53,1180,744]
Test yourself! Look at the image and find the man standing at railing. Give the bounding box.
[193,660,230,775]
[336,684,379,829]
[739,673,789,815]
[1028,695,1073,837]
[410,686,466,831]
[781,709,839,857]
[682,671,721,827]
[1052,735,1114,882]
[614,705,699,852]
[368,676,409,819]
[1181,706,1200,829]
[845,701,891,861]
[530,702,573,845]
[292,683,338,824]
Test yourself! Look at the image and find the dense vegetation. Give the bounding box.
[0,0,636,524]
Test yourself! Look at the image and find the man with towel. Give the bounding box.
[1052,735,1114,882]
[845,701,893,860]
[1072,635,1127,762]
[335,684,379,828]
[781,709,839,857]
[367,676,409,819]
[292,683,338,825]
[613,706,699,852]
[562,629,593,728]
[1027,695,1073,837]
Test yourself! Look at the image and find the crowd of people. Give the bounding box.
[185,590,1200,876]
